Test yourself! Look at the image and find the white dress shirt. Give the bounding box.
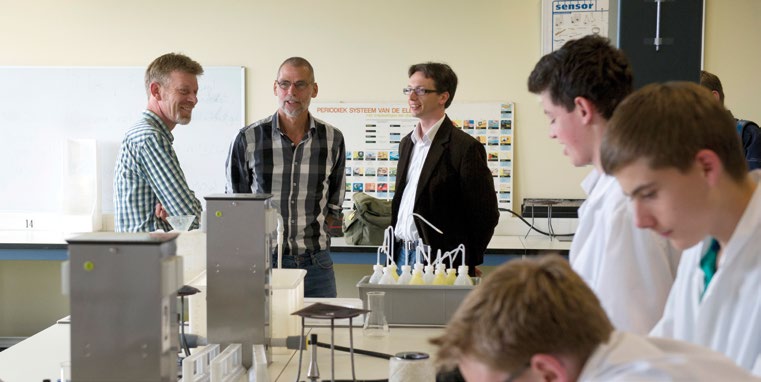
[395,115,446,243]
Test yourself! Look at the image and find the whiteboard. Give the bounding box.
[0,66,245,214]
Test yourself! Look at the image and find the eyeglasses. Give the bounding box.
[402,87,439,96]
[276,80,311,90]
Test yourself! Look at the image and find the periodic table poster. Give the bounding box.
[310,102,514,211]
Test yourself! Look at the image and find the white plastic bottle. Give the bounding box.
[409,263,425,285]
[378,267,396,285]
[397,265,413,285]
[454,265,474,286]
[368,264,384,284]
[423,265,435,285]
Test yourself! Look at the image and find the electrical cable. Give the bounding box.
[498,208,574,237]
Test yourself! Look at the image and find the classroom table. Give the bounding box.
[0,319,444,382]
[0,230,569,345]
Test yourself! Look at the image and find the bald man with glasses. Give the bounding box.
[391,62,498,276]
[226,57,346,297]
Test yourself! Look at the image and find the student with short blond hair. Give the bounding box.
[601,82,761,374]
[432,255,759,381]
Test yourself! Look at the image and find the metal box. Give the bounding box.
[205,194,275,368]
[67,232,183,382]
[356,276,479,326]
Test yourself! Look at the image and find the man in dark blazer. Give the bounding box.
[391,62,499,276]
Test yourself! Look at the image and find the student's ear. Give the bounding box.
[694,149,723,186]
[530,354,573,382]
[439,91,450,108]
[150,82,162,100]
[710,90,722,103]
[311,82,319,98]
[573,96,596,125]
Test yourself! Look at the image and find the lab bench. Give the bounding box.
[0,318,444,381]
[0,231,568,340]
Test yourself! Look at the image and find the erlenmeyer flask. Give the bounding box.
[363,291,389,336]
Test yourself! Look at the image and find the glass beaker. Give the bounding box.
[363,291,389,336]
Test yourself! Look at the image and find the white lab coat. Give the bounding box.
[578,331,760,381]
[571,170,680,334]
[651,171,761,374]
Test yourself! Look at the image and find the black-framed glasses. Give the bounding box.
[402,87,438,96]
[276,80,311,90]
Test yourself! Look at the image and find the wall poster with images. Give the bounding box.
[311,102,514,212]
[542,0,611,54]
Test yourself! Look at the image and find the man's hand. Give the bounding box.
[155,202,169,221]
[474,266,483,277]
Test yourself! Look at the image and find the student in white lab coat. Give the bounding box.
[527,35,680,334]
[431,255,757,381]
[601,82,761,374]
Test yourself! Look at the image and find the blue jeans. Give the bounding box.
[273,250,337,298]
[394,245,417,274]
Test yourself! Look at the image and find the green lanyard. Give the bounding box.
[699,239,721,301]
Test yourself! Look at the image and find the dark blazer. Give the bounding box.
[391,115,499,273]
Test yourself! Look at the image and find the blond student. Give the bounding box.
[601,82,761,374]
[431,255,758,381]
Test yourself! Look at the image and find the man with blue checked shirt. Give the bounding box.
[226,57,346,297]
[114,53,203,232]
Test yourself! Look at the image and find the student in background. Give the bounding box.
[391,62,498,276]
[527,35,680,334]
[114,53,203,232]
[226,57,345,297]
[601,82,761,374]
[700,70,761,170]
[431,255,758,381]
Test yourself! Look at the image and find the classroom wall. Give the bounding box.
[0,0,758,223]
[703,0,761,123]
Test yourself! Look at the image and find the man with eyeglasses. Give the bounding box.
[432,255,758,381]
[225,57,346,297]
[391,62,498,276]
